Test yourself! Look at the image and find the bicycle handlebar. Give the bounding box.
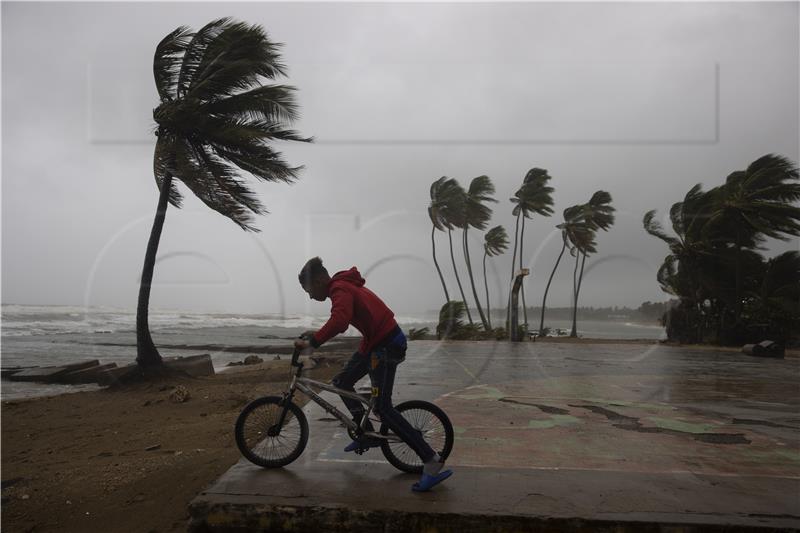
[291,334,310,367]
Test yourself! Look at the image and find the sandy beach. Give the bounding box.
[1,352,349,533]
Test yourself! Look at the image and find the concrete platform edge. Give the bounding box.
[187,493,799,533]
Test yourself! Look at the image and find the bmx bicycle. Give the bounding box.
[235,342,454,473]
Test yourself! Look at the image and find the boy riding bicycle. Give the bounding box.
[294,257,453,492]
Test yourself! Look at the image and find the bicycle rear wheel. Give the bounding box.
[379,400,454,474]
[235,396,308,468]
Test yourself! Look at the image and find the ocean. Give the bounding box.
[0,305,664,400]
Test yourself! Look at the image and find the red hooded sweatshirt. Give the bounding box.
[311,267,398,355]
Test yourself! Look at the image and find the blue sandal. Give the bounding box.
[412,469,453,492]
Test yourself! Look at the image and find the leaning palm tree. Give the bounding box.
[139,18,310,368]
[570,191,615,337]
[704,154,800,322]
[482,225,509,329]
[538,204,584,335]
[506,168,555,329]
[463,175,497,330]
[442,181,473,325]
[428,176,461,303]
[567,219,598,338]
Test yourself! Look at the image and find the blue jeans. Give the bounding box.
[331,327,436,463]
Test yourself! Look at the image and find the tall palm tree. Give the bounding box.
[643,185,727,342]
[538,204,584,335]
[428,176,460,303]
[506,168,555,329]
[442,182,473,325]
[704,154,800,322]
[570,191,615,337]
[139,18,310,368]
[482,226,508,329]
[567,217,598,337]
[463,176,497,330]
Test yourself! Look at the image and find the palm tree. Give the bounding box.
[567,218,598,337]
[428,176,460,303]
[463,176,497,330]
[442,181,473,325]
[746,251,800,342]
[570,191,615,337]
[436,300,467,339]
[538,204,585,335]
[644,184,730,342]
[482,226,509,329]
[139,18,310,368]
[704,154,800,322]
[506,168,555,329]
[643,184,718,305]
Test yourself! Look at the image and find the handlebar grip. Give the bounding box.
[291,346,302,367]
[291,334,310,367]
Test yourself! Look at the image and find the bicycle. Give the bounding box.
[235,343,454,473]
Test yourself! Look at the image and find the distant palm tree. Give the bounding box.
[442,181,473,325]
[570,191,615,337]
[538,204,585,335]
[463,176,497,330]
[482,226,508,329]
[139,18,310,368]
[567,218,598,338]
[704,154,800,322]
[643,184,725,341]
[428,176,460,303]
[507,168,555,329]
[436,300,467,339]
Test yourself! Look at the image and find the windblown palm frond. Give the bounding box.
[465,175,497,230]
[151,18,311,232]
[511,168,555,218]
[484,226,509,257]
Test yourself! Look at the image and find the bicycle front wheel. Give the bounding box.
[235,396,308,468]
[380,400,454,474]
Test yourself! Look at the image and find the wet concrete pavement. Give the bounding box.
[189,341,800,531]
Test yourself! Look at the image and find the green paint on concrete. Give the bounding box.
[606,400,675,411]
[528,415,582,429]
[646,417,717,434]
[746,450,800,466]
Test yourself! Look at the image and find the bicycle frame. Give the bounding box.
[280,359,402,443]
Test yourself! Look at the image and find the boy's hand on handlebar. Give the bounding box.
[293,338,310,351]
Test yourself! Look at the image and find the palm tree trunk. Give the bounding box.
[570,250,581,338]
[448,228,473,325]
[519,217,529,328]
[734,227,743,324]
[464,228,489,330]
[570,252,588,337]
[136,173,172,367]
[483,251,492,329]
[431,225,450,303]
[539,236,567,335]
[506,212,521,328]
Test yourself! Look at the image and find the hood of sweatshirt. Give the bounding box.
[330,267,365,287]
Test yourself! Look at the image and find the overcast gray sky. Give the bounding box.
[2,1,798,317]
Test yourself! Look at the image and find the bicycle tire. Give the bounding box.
[235,396,309,468]
[379,400,454,474]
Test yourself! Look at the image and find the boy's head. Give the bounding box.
[298,256,330,301]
